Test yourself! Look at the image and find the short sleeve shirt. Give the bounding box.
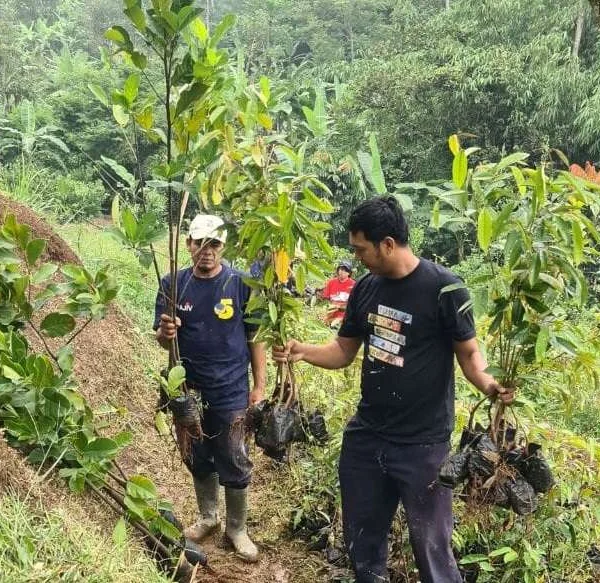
[153,265,254,411]
[338,258,475,444]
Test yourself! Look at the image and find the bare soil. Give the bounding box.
[0,195,330,583]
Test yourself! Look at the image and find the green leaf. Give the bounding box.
[489,547,514,558]
[31,263,58,285]
[268,301,277,324]
[130,52,148,70]
[112,104,129,127]
[152,515,181,541]
[127,475,158,500]
[529,253,541,287]
[535,326,549,363]
[155,411,170,436]
[571,220,584,266]
[124,4,146,31]
[102,157,136,189]
[369,133,386,194]
[190,17,208,44]
[112,517,128,546]
[452,150,468,189]
[299,188,333,213]
[40,313,76,338]
[123,74,141,105]
[175,81,208,117]
[57,345,74,373]
[84,437,119,460]
[25,239,45,266]
[167,365,186,394]
[477,207,493,252]
[105,26,133,49]
[88,84,108,107]
[209,14,236,48]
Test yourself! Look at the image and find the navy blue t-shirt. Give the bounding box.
[338,258,476,444]
[153,265,255,411]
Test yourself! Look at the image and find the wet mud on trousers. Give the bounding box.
[184,408,252,488]
[339,420,462,583]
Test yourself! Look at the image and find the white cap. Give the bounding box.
[188,214,227,243]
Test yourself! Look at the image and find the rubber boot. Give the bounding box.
[184,473,220,543]
[224,487,259,563]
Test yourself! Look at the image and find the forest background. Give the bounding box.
[1,1,600,583]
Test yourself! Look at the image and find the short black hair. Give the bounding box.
[348,196,409,245]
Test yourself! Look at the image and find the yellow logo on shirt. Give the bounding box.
[214,298,234,320]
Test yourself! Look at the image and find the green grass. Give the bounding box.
[0,493,168,583]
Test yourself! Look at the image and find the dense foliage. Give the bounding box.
[1,1,600,582]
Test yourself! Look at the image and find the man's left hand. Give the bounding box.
[487,381,516,405]
[249,387,266,406]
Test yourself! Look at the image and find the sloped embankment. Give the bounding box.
[0,196,325,583]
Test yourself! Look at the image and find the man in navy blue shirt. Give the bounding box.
[154,214,266,563]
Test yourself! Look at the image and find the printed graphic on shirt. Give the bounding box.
[367,303,413,367]
[369,345,404,367]
[367,313,402,332]
[177,301,194,312]
[374,326,406,346]
[214,298,234,320]
[377,304,413,325]
[370,334,401,355]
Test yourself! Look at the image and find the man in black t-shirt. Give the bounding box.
[273,197,514,583]
[155,214,266,563]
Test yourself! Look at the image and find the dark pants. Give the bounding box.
[339,421,462,583]
[185,408,252,489]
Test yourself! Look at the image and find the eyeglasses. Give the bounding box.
[194,239,223,249]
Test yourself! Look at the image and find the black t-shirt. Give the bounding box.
[338,258,476,444]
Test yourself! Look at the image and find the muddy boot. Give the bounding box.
[224,487,259,563]
[184,473,220,543]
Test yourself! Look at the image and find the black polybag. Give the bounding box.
[507,474,538,515]
[438,448,470,488]
[304,409,328,443]
[467,434,498,480]
[255,402,304,456]
[518,443,554,493]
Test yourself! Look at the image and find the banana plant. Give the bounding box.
[431,135,600,390]
[357,132,413,212]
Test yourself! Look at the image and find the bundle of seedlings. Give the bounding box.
[439,399,554,515]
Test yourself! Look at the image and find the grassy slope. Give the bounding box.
[0,494,168,583]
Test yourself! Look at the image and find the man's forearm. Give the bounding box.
[458,347,496,395]
[249,341,267,390]
[298,338,357,369]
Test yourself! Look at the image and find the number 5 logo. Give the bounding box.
[214,298,234,320]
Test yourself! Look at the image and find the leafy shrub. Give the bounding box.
[50,174,107,222]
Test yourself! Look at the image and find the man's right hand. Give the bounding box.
[158,313,181,341]
[272,340,304,364]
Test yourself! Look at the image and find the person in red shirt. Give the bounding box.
[321,260,356,327]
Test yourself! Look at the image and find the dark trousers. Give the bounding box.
[185,408,252,489]
[339,422,462,583]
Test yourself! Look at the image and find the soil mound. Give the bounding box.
[0,195,80,264]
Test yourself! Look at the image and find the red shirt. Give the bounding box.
[322,277,355,321]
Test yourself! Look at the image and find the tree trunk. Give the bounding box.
[572,1,585,59]
[444,0,450,9]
